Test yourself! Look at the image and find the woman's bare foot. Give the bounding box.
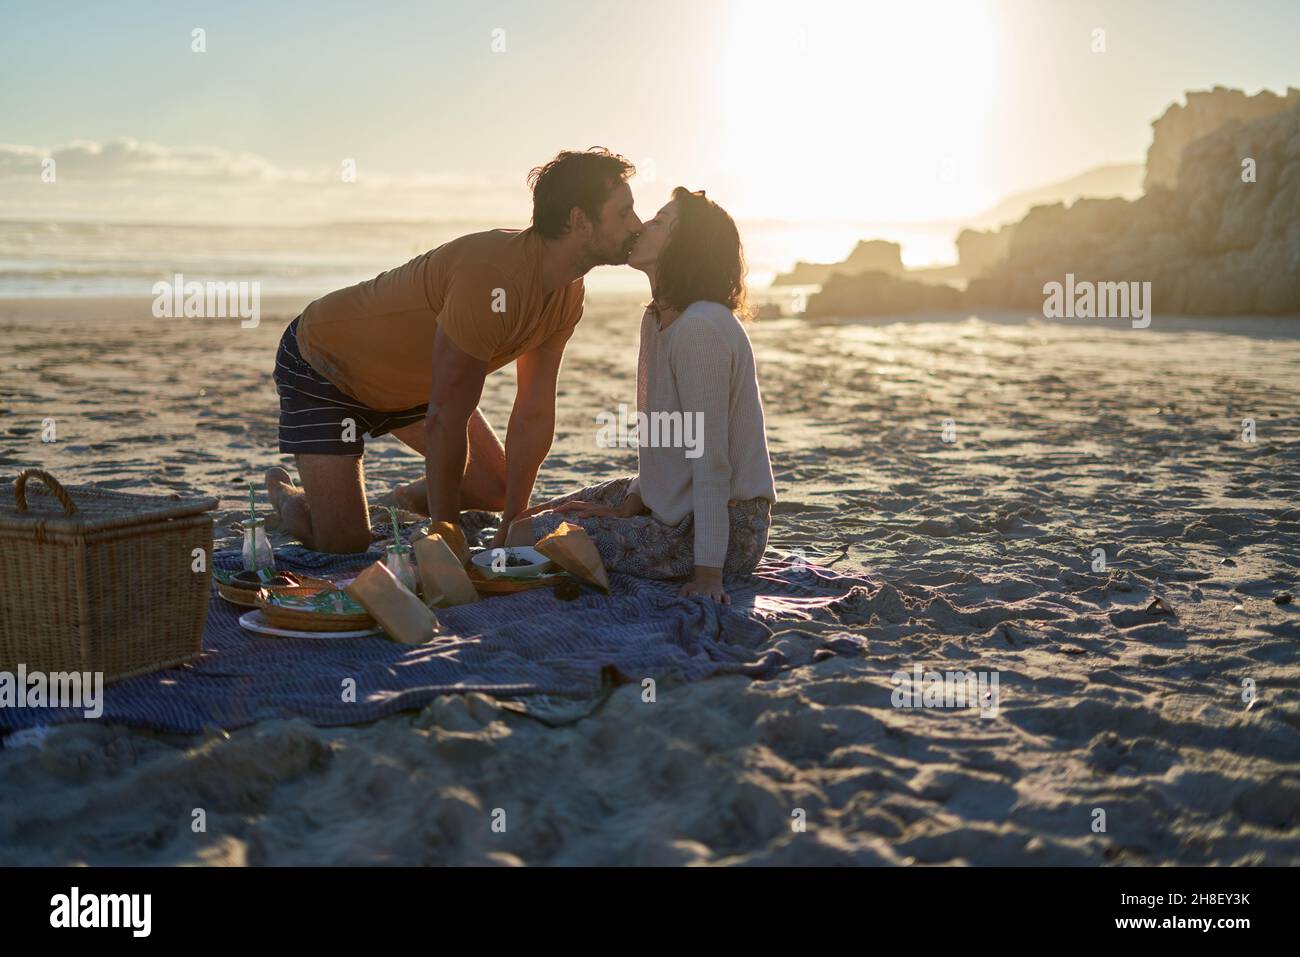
[374,479,430,516]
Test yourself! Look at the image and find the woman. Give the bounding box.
[508,187,776,603]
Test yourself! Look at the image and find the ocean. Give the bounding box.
[0,218,960,300]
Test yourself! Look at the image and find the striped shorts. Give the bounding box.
[274,317,427,456]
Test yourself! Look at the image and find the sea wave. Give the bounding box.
[0,217,955,298]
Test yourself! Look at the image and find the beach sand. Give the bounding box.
[1,294,1298,865]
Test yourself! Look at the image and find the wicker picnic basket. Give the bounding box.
[0,469,218,682]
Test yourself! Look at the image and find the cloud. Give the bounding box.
[0,137,506,191]
[0,137,525,223]
[0,138,283,181]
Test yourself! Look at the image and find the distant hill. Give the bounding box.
[963,163,1145,231]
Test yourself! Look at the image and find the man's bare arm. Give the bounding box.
[500,325,574,529]
[424,327,489,525]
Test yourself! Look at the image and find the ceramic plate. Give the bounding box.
[238,609,381,640]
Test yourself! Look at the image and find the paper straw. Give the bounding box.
[387,505,403,550]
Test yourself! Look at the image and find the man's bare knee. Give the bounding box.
[293,453,371,553]
[309,521,373,555]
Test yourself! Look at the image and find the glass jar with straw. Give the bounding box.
[384,505,417,593]
[242,482,275,574]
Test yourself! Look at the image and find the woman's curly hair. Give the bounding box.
[652,187,750,321]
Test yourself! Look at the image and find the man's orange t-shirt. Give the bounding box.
[295,227,585,411]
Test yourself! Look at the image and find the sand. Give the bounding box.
[1,294,1298,865]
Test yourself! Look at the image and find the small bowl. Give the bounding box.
[216,570,311,607]
[470,546,555,579]
[232,569,297,588]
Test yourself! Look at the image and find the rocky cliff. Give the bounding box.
[803,87,1300,318]
[967,94,1300,315]
[1145,85,1300,191]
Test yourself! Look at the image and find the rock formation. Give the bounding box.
[801,87,1300,318]
[967,95,1300,315]
[772,239,903,285]
[804,270,962,317]
[954,226,1015,275]
[1145,85,1300,191]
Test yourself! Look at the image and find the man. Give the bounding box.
[265,147,640,552]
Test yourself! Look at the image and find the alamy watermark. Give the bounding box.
[151,272,260,328]
[50,887,150,937]
[891,666,1000,718]
[0,665,103,719]
[595,403,703,458]
[1043,273,1151,329]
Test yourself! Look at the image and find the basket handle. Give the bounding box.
[15,469,78,516]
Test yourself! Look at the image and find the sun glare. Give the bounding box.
[721,0,1000,223]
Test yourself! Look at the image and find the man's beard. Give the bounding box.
[590,231,637,266]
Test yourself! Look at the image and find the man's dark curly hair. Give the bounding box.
[527,147,635,238]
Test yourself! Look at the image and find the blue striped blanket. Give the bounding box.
[0,546,863,736]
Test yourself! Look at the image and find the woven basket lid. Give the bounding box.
[0,469,218,535]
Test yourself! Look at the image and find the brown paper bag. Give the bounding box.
[426,520,469,564]
[534,522,610,593]
[415,533,479,607]
[345,561,440,644]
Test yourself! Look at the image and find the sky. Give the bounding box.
[1,0,1298,226]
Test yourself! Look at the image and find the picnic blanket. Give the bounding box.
[0,545,868,737]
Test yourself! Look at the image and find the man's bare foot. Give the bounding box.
[265,466,297,515]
